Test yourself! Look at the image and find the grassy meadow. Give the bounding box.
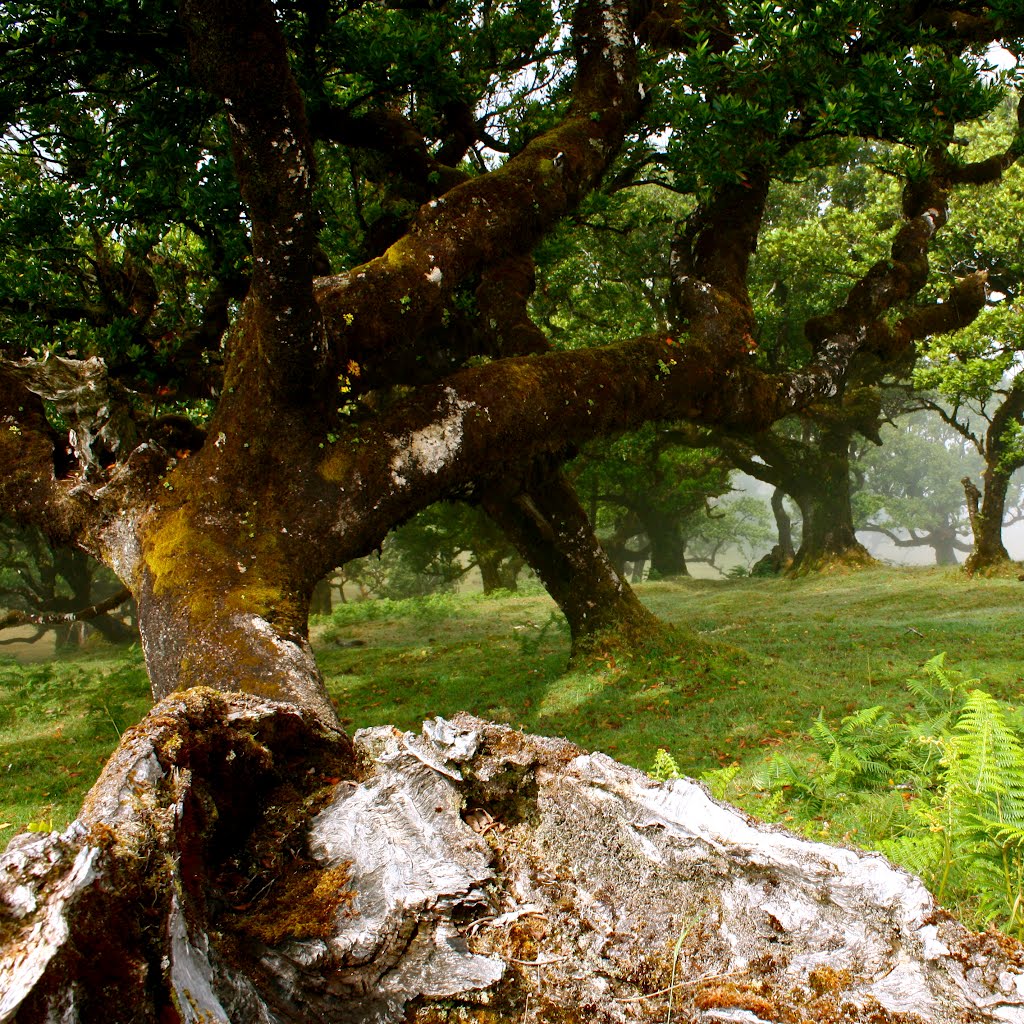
[3,564,1024,929]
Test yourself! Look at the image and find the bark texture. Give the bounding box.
[5,694,1024,1024]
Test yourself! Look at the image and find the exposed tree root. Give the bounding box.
[4,692,1024,1022]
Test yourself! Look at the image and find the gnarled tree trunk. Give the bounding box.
[482,468,660,653]
[963,473,1012,574]
[5,697,1024,1023]
[642,508,690,579]
[788,427,874,573]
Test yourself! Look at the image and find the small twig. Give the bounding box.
[505,954,569,966]
[614,968,746,1004]
[906,627,925,638]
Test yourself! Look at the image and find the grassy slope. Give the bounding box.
[1,566,1020,841]
[318,567,1022,774]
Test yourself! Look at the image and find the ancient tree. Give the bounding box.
[3,0,1024,1018]
[910,109,1024,573]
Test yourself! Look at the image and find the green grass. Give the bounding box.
[0,651,151,841]
[2,566,1023,844]
[317,567,1024,775]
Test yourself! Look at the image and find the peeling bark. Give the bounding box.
[5,697,1024,1023]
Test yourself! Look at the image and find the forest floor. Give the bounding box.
[1,563,1020,858]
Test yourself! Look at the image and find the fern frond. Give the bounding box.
[809,710,839,754]
[881,832,945,884]
[949,690,1024,821]
[752,753,802,790]
[701,762,742,801]
[906,653,975,718]
[975,819,1024,851]
[650,747,682,782]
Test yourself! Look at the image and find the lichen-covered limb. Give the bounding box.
[318,329,873,543]
[315,0,642,384]
[5,701,1024,1023]
[4,354,141,478]
[798,128,1024,393]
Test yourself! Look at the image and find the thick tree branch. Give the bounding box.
[0,365,94,546]
[315,0,643,388]
[0,587,132,631]
[179,0,328,402]
[919,7,1024,44]
[669,167,770,344]
[311,105,469,198]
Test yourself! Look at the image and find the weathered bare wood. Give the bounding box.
[3,694,1024,1023]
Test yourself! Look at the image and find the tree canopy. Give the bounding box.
[1,0,1023,715]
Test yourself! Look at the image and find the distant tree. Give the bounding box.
[713,404,882,572]
[707,144,918,572]
[570,425,730,579]
[343,502,524,599]
[853,410,982,565]
[0,520,133,648]
[914,307,1024,571]
[912,103,1024,572]
[687,494,777,574]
